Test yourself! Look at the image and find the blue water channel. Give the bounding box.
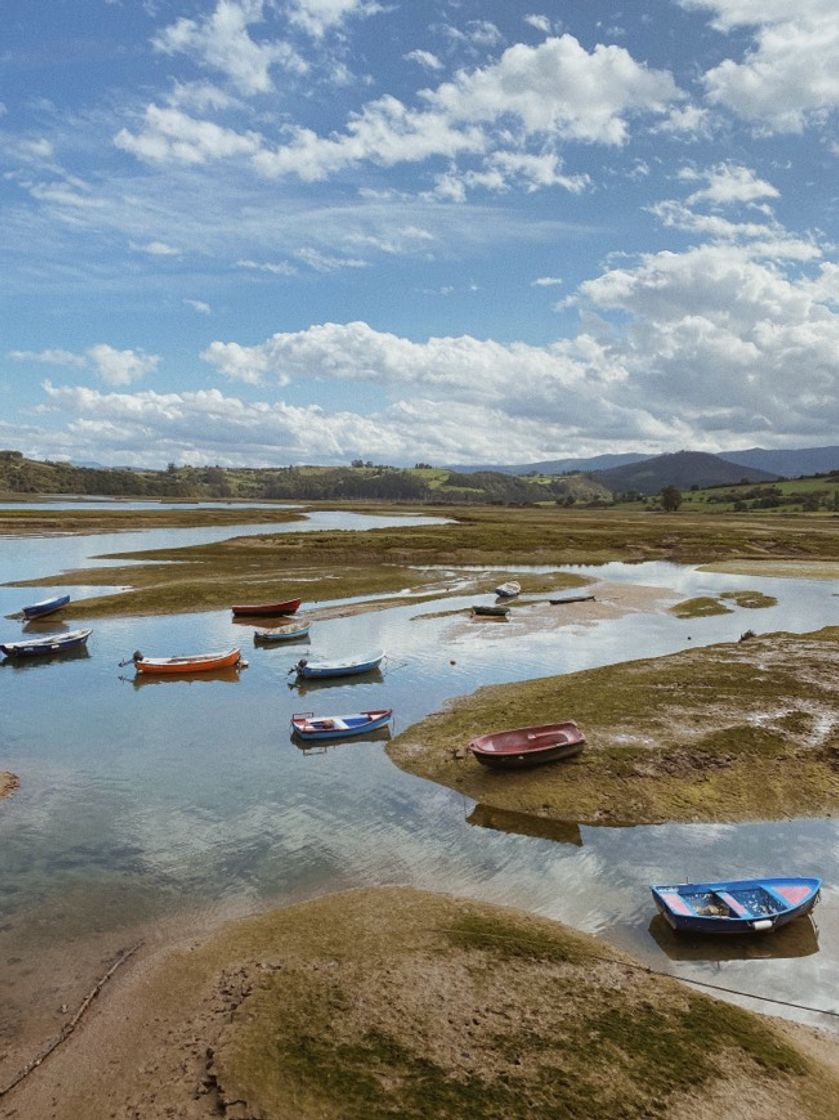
[1,509,838,1037]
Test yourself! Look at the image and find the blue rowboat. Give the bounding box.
[254,621,311,643]
[291,708,393,741]
[293,651,385,679]
[21,594,70,620]
[651,876,821,934]
[1,628,92,658]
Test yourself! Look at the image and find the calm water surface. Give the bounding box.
[2,512,838,1033]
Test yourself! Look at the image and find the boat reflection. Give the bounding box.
[291,724,393,755]
[466,803,583,847]
[288,668,385,695]
[1,645,91,669]
[647,913,820,961]
[129,666,243,689]
[21,619,71,635]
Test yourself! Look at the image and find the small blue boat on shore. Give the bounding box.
[651,876,821,934]
[292,651,385,679]
[21,593,70,620]
[1,628,92,658]
[291,708,393,741]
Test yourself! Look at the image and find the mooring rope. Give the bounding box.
[433,926,839,1021]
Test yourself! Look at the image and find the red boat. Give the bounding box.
[231,598,301,617]
[469,721,585,770]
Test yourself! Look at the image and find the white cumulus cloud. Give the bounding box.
[87,344,160,386]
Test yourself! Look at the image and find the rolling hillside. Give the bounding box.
[592,451,778,495]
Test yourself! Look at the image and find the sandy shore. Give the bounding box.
[2,887,838,1120]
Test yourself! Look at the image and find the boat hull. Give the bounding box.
[651,877,822,934]
[469,721,585,769]
[254,623,310,642]
[294,653,384,679]
[472,605,509,617]
[21,594,70,620]
[1,628,91,657]
[291,709,393,741]
[232,598,301,617]
[134,648,241,674]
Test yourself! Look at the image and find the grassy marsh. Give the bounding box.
[31,888,835,1119]
[387,627,839,825]
[7,503,839,618]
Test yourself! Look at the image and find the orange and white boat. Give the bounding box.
[132,647,241,674]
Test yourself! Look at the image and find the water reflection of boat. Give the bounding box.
[466,803,583,847]
[292,724,393,754]
[290,668,385,695]
[131,666,243,688]
[2,645,91,670]
[648,913,820,961]
[22,619,70,635]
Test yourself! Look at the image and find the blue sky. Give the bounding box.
[2,0,839,467]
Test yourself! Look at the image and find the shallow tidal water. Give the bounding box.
[1,512,839,1041]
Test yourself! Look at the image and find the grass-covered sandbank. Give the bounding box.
[669,589,777,618]
[0,503,306,537]
[387,627,839,825]
[701,560,839,581]
[8,504,839,619]
[6,888,838,1120]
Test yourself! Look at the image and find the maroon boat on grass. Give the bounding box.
[231,597,301,618]
[469,720,585,770]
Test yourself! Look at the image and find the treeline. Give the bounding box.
[0,450,581,505]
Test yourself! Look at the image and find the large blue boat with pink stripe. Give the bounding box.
[651,876,821,934]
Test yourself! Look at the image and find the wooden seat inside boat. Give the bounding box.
[713,891,752,918]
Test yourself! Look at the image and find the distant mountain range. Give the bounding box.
[592,451,777,495]
[445,452,648,475]
[448,445,839,483]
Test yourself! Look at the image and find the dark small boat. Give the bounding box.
[472,604,510,617]
[254,620,311,642]
[549,593,596,605]
[291,708,393,741]
[20,593,70,620]
[469,720,585,769]
[650,876,822,934]
[293,651,385,679]
[1,628,92,658]
[231,597,301,617]
[494,581,521,598]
